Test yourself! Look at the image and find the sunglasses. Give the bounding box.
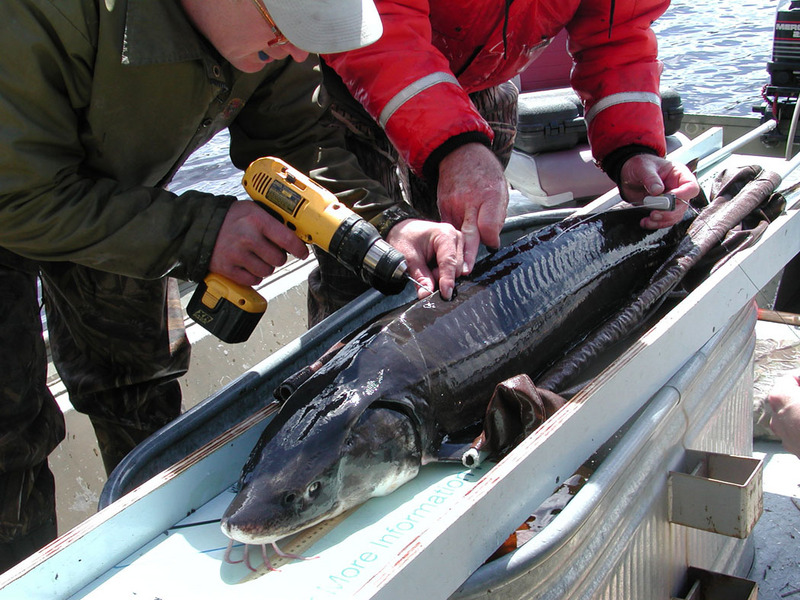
[251,0,290,47]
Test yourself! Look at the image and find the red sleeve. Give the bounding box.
[567,0,670,162]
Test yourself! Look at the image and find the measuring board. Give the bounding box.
[67,460,494,600]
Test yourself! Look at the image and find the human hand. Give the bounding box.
[618,154,700,229]
[437,143,509,274]
[767,372,800,459]
[208,200,309,286]
[386,219,464,300]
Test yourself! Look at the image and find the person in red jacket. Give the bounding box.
[305,0,700,324]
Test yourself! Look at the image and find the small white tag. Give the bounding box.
[642,193,676,211]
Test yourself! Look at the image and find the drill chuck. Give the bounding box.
[328,214,408,295]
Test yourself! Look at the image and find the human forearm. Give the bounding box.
[0,178,234,281]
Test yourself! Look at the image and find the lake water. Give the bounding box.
[654,0,776,117]
[172,0,781,194]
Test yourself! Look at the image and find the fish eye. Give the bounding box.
[307,481,321,498]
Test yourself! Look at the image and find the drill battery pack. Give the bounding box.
[187,275,268,344]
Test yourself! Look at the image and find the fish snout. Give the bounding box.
[220,479,332,545]
[220,508,282,545]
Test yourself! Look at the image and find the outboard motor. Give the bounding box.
[757,0,800,146]
[768,0,800,89]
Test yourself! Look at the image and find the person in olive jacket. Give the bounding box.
[0,0,465,572]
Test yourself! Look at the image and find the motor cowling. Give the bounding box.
[755,0,800,147]
[768,0,800,90]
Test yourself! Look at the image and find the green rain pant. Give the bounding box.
[307,81,520,326]
[0,249,190,572]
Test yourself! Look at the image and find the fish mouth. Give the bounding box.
[220,511,334,546]
[220,520,281,545]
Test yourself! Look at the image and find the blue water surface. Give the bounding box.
[654,0,776,116]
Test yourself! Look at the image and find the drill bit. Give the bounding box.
[405,273,433,294]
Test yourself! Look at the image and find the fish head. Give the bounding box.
[220,400,422,545]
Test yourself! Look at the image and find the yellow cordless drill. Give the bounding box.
[187,157,414,343]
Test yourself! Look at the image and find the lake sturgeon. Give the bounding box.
[220,164,784,563]
[220,206,696,551]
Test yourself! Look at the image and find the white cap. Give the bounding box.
[261,0,383,54]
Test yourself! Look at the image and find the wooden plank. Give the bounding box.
[351,190,800,598]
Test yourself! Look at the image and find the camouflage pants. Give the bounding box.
[308,81,519,326]
[0,249,189,569]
